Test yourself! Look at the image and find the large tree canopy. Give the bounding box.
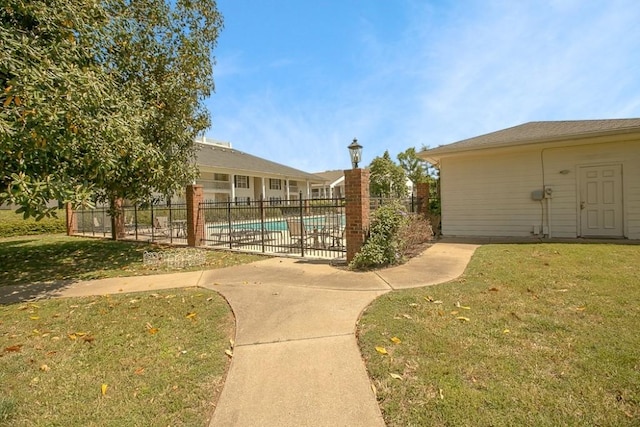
[369,151,408,199]
[0,0,223,219]
[397,147,428,194]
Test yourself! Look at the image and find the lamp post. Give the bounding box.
[347,138,363,169]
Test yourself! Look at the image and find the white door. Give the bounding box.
[579,164,623,237]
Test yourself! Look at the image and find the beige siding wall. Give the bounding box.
[440,140,640,239]
[441,149,543,237]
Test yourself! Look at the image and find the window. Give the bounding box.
[269,178,281,190]
[269,197,282,205]
[234,175,249,189]
[214,173,229,181]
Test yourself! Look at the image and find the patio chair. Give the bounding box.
[324,214,345,248]
[153,216,170,236]
[93,216,111,233]
[286,218,311,247]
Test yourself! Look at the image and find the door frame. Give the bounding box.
[577,163,624,238]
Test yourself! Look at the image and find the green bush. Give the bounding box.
[0,210,66,237]
[349,200,409,270]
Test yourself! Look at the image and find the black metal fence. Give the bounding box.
[369,195,425,213]
[74,202,188,245]
[200,197,346,259]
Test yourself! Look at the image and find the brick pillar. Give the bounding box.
[186,184,204,246]
[416,182,430,217]
[344,168,370,263]
[114,198,125,239]
[65,203,76,236]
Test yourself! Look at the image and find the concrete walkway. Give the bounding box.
[27,241,479,426]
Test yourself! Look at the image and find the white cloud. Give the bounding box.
[206,0,640,171]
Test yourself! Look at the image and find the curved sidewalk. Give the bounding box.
[55,241,479,426]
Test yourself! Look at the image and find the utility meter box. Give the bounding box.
[531,189,544,201]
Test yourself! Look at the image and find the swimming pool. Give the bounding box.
[207,215,345,232]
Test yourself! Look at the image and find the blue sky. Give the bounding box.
[206,0,640,172]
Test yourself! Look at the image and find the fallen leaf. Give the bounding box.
[409,303,419,307]
[229,339,235,348]
[389,373,403,380]
[375,346,388,355]
[402,314,412,320]
[424,296,434,302]
[30,316,39,320]
[456,317,470,322]
[576,306,586,311]
[101,384,108,396]
[4,345,22,353]
[503,329,510,334]
[186,312,197,319]
[148,328,159,335]
[83,336,95,343]
[68,334,77,340]
[134,367,145,375]
[488,287,499,292]
[390,336,402,344]
[451,311,459,315]
[225,349,233,358]
[40,364,50,372]
[433,300,443,304]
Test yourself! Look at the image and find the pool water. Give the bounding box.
[207,215,344,232]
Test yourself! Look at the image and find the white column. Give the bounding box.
[231,174,236,202]
[286,179,290,200]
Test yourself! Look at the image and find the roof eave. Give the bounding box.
[419,126,640,162]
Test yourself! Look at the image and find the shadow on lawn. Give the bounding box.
[0,237,151,304]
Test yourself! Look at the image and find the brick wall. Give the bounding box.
[186,184,204,246]
[416,182,430,216]
[344,168,370,263]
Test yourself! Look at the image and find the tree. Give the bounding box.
[369,151,407,198]
[0,0,223,227]
[397,147,428,195]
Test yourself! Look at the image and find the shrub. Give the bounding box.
[396,213,434,258]
[0,210,66,238]
[349,200,409,270]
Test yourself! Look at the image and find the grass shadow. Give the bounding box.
[0,236,154,304]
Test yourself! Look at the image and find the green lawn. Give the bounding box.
[0,234,265,425]
[0,234,265,287]
[358,243,640,426]
[1,288,233,426]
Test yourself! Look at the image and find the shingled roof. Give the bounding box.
[312,170,345,184]
[421,118,640,160]
[195,142,325,182]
